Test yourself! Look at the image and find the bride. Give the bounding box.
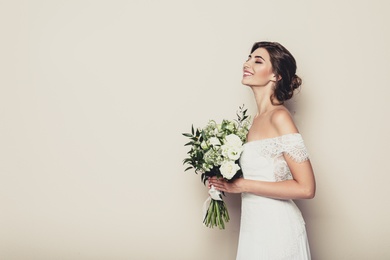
[209,41,316,260]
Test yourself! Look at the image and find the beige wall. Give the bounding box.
[1,1,389,259]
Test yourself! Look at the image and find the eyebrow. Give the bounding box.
[248,54,265,61]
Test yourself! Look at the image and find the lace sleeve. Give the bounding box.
[281,133,309,163]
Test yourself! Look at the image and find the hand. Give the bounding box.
[208,176,244,194]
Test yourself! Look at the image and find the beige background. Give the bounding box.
[1,1,389,259]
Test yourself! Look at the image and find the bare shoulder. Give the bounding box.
[270,107,299,136]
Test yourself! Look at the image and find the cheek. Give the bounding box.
[254,68,272,81]
[259,67,273,77]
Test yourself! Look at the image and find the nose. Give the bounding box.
[243,62,250,70]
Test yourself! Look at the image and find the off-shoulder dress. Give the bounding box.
[236,133,311,260]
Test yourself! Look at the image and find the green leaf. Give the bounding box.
[184,166,193,171]
[182,133,193,137]
[191,124,194,135]
[184,141,193,146]
[201,130,206,140]
[183,158,192,163]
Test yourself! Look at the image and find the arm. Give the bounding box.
[209,109,316,200]
[209,158,315,200]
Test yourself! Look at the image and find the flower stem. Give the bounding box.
[203,199,229,229]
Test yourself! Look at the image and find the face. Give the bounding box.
[242,48,276,87]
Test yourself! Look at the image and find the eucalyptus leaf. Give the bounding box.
[184,166,193,171]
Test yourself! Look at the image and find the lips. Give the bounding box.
[243,70,253,77]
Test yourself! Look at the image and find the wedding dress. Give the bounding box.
[236,133,311,260]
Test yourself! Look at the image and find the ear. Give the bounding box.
[271,74,281,82]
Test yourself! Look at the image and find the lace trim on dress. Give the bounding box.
[274,156,292,182]
[243,133,310,182]
[281,133,310,163]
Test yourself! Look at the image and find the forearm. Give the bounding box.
[240,178,315,200]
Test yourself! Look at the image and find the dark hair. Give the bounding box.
[251,41,302,105]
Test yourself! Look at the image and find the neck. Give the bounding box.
[251,86,278,116]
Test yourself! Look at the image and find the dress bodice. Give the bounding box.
[239,133,309,182]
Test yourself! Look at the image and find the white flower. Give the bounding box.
[224,134,243,147]
[219,161,240,179]
[209,137,221,146]
[228,147,243,160]
[221,134,244,160]
[221,145,243,160]
[201,141,208,150]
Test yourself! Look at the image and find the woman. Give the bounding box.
[209,41,316,260]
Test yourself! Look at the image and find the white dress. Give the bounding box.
[236,133,311,260]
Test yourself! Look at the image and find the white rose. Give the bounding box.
[209,137,221,147]
[226,146,243,160]
[224,134,243,148]
[221,144,243,161]
[219,161,240,179]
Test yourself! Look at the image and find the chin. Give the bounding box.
[241,79,251,87]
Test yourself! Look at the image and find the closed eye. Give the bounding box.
[246,54,265,64]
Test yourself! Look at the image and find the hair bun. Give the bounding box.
[290,75,302,91]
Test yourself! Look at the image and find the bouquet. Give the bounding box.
[182,106,250,229]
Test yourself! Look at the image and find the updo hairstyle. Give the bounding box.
[251,41,302,105]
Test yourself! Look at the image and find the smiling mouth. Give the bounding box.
[243,71,253,77]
